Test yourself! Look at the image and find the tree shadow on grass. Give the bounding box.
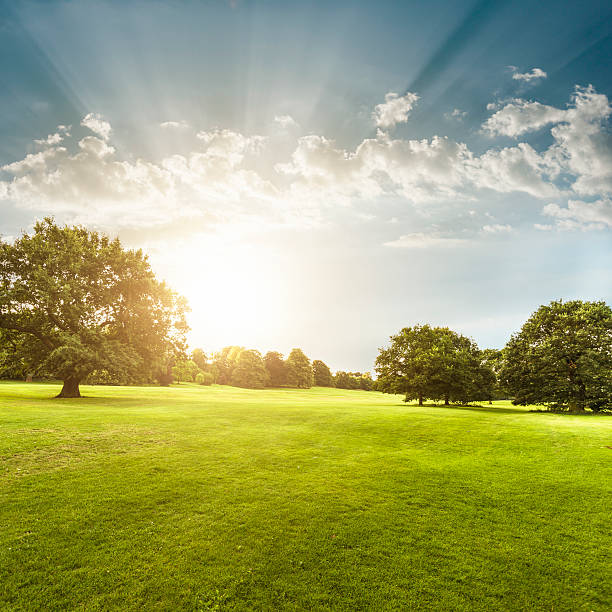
[401,402,529,415]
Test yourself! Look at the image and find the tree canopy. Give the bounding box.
[231,349,269,389]
[286,348,313,388]
[312,359,334,387]
[375,324,493,405]
[0,219,188,397]
[264,351,288,387]
[500,300,612,412]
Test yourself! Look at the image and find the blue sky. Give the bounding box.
[1,0,611,371]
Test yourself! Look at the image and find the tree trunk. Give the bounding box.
[56,377,81,398]
[444,394,449,406]
[418,394,423,406]
[568,401,585,413]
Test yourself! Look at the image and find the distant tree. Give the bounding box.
[358,372,374,391]
[195,371,214,385]
[429,332,486,405]
[286,348,313,388]
[213,346,244,385]
[231,349,269,389]
[375,325,490,405]
[334,371,351,389]
[313,360,334,386]
[481,348,504,402]
[264,351,287,386]
[172,359,200,383]
[0,219,188,398]
[500,300,612,412]
[375,325,441,405]
[191,348,208,371]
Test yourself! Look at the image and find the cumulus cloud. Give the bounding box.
[277,132,474,204]
[160,120,189,129]
[2,85,612,236]
[274,115,299,129]
[34,132,66,146]
[542,198,612,230]
[373,92,419,129]
[0,120,277,230]
[482,86,612,197]
[384,232,468,249]
[467,142,560,198]
[483,100,567,137]
[81,113,112,140]
[446,108,467,121]
[511,67,547,82]
[482,224,513,233]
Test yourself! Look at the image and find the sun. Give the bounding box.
[164,236,291,353]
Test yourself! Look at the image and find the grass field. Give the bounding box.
[1,381,610,611]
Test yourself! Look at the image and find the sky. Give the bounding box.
[0,0,611,373]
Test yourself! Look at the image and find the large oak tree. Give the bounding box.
[500,300,612,412]
[375,324,492,405]
[0,219,188,397]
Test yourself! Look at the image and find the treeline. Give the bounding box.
[169,346,374,390]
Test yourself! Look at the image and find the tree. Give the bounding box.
[172,358,200,383]
[264,351,287,386]
[375,325,491,405]
[191,348,208,371]
[285,348,313,388]
[312,359,334,386]
[375,325,442,405]
[480,349,504,402]
[334,371,352,389]
[358,372,374,391]
[500,300,612,412]
[0,219,188,397]
[0,329,29,380]
[195,371,214,385]
[213,346,244,384]
[231,349,269,389]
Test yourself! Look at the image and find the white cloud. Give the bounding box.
[467,142,560,198]
[78,136,116,158]
[446,108,467,121]
[81,113,112,140]
[548,86,612,196]
[274,115,299,129]
[384,232,468,249]
[481,86,612,197]
[35,132,66,146]
[0,119,278,230]
[482,224,513,233]
[483,99,567,137]
[160,120,189,129]
[373,92,419,129]
[542,198,612,230]
[511,67,547,82]
[2,86,612,237]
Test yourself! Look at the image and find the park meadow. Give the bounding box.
[1,380,610,611]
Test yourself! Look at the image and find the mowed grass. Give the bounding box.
[0,382,610,611]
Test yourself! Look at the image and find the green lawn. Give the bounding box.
[0,382,610,611]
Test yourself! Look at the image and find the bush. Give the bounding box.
[158,373,173,386]
[196,371,214,386]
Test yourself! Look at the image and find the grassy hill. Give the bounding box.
[1,382,610,610]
